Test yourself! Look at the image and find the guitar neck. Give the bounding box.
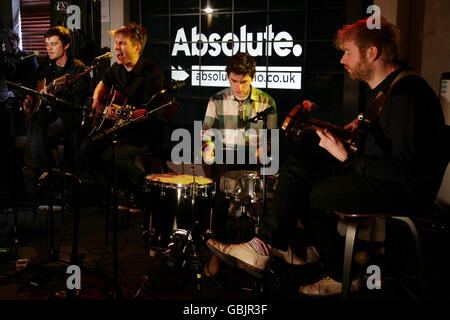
[306,118,354,140]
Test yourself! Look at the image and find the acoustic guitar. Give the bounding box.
[24,73,69,121]
[282,100,365,153]
[88,87,148,136]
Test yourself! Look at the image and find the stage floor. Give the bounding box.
[1,184,449,307]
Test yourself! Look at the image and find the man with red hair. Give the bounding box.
[206,17,447,296]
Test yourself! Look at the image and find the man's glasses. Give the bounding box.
[125,25,141,45]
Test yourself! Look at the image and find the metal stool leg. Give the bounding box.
[392,216,425,297]
[392,217,424,276]
[342,220,358,299]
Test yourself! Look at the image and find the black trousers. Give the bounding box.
[78,135,149,192]
[261,132,416,281]
[26,108,81,171]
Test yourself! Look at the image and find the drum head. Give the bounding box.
[145,173,213,188]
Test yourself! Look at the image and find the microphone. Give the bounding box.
[161,80,186,94]
[94,52,113,61]
[245,106,274,124]
[18,51,39,61]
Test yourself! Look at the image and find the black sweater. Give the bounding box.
[348,68,447,203]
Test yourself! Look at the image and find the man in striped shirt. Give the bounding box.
[202,58,277,157]
[202,53,278,277]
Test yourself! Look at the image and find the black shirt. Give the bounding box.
[102,56,165,108]
[349,67,447,202]
[101,56,167,146]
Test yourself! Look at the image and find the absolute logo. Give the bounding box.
[172,25,302,58]
[171,25,303,90]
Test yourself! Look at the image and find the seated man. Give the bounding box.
[79,23,169,213]
[206,17,447,296]
[201,52,304,276]
[23,26,90,172]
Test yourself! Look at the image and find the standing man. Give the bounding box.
[201,52,282,276]
[3,28,39,135]
[0,28,38,204]
[81,23,168,213]
[4,28,39,92]
[206,17,447,296]
[23,26,90,172]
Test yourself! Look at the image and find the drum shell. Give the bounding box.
[145,175,215,245]
[220,170,278,203]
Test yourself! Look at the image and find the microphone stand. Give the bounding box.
[243,110,271,235]
[90,96,178,300]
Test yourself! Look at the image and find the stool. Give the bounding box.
[332,211,424,300]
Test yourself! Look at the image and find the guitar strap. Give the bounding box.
[363,70,420,126]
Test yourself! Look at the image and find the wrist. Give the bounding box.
[342,151,353,165]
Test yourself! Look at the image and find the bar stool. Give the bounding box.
[332,210,424,300]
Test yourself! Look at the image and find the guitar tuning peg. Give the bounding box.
[302,100,312,109]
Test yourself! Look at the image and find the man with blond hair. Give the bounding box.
[81,23,167,213]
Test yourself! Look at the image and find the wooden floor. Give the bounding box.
[1,182,449,313]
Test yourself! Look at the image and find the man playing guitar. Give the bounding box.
[23,26,89,172]
[79,23,169,213]
[206,17,448,296]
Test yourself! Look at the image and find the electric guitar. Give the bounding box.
[282,100,366,153]
[24,73,69,121]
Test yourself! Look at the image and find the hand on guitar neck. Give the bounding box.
[22,73,69,121]
[282,100,366,154]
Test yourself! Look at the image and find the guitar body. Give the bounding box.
[89,87,148,136]
[282,100,364,153]
[89,87,127,136]
[24,73,69,121]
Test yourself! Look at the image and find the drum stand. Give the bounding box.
[165,167,204,299]
[243,113,271,237]
[109,133,122,299]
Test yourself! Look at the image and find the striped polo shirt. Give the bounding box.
[202,86,277,148]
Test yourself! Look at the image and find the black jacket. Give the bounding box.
[348,68,447,203]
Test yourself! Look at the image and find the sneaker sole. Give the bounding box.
[206,242,266,278]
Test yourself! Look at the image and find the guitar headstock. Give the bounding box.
[282,100,319,136]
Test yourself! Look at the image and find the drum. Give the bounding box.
[220,170,278,203]
[144,173,215,247]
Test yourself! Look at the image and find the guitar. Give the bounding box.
[24,73,69,121]
[88,87,148,136]
[282,100,365,153]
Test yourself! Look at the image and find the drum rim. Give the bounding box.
[145,173,214,188]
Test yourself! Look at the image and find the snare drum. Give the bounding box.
[144,173,215,246]
[220,170,260,203]
[220,170,278,203]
